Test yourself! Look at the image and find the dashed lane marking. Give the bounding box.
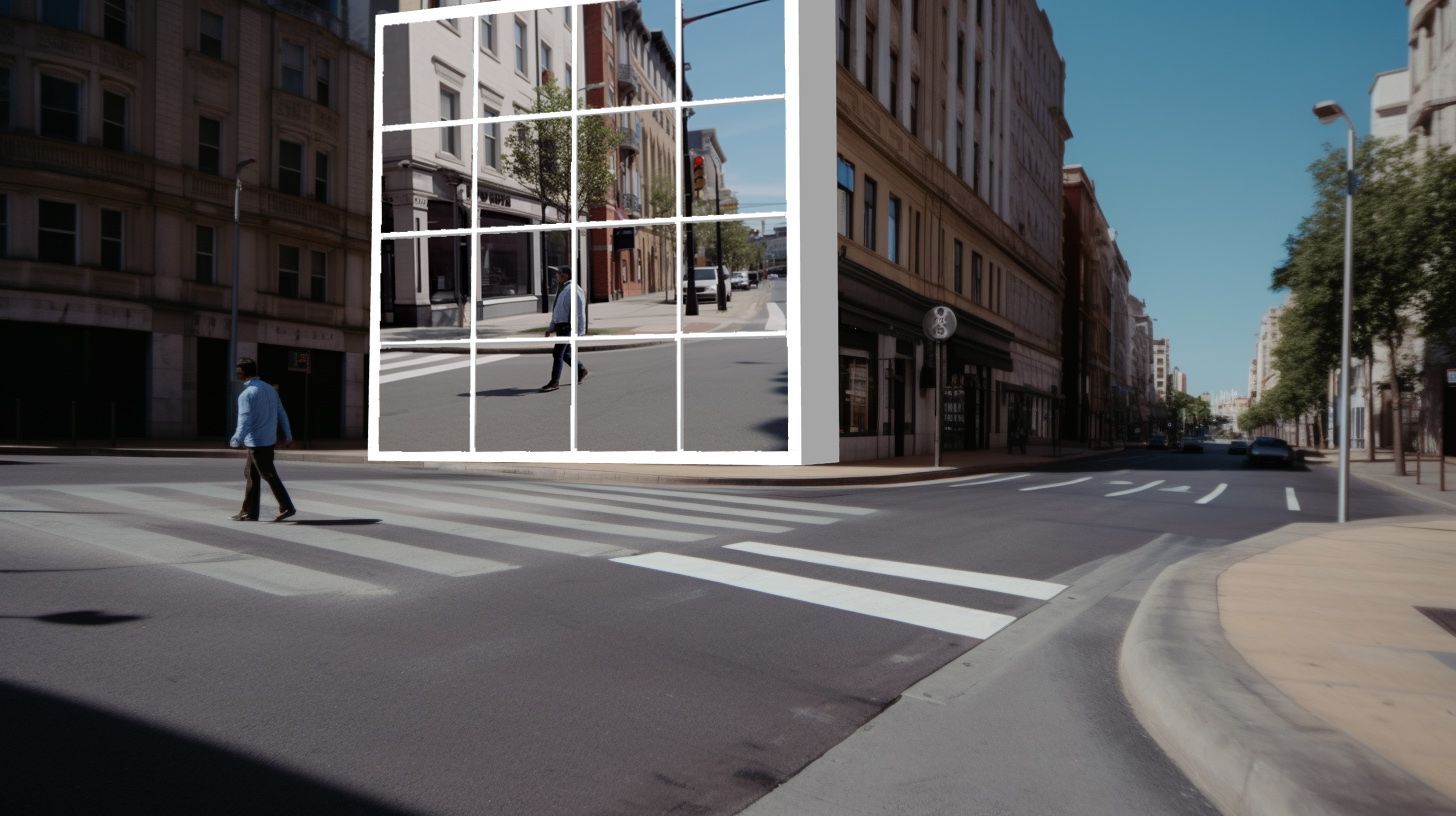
[1195,483,1228,505]
[1159,486,1192,493]
[1286,487,1301,512]
[1105,480,1165,497]
[1019,476,1092,492]
[949,473,1031,487]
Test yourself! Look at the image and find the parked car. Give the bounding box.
[684,267,730,303]
[1247,436,1295,468]
[729,271,751,290]
[1147,433,1168,450]
[746,271,762,288]
[1181,436,1204,453]
[1228,437,1249,455]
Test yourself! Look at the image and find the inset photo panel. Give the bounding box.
[473,341,572,453]
[377,346,472,453]
[578,223,680,336]
[378,236,471,342]
[380,15,478,127]
[475,227,572,340]
[478,6,578,120]
[680,216,786,335]
[681,0,784,102]
[682,336,788,452]
[685,99,786,216]
[585,1,678,109]
[380,120,475,239]
[572,338,678,452]
[576,110,678,226]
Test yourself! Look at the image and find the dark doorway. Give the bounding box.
[892,358,907,457]
[1445,382,1455,457]
[0,321,147,440]
[257,345,344,442]
[197,337,228,438]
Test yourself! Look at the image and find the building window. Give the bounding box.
[42,0,83,30]
[972,250,983,304]
[954,240,963,293]
[956,121,964,177]
[310,250,327,303]
[0,193,8,257]
[100,208,123,271]
[200,10,224,59]
[481,15,496,53]
[975,59,983,110]
[912,0,920,32]
[102,91,127,151]
[314,151,329,202]
[888,196,901,263]
[957,34,965,88]
[540,42,553,81]
[977,0,985,25]
[837,0,851,69]
[864,21,875,90]
[837,155,854,238]
[862,176,877,251]
[514,20,528,74]
[482,106,500,168]
[913,210,921,275]
[839,342,876,435]
[278,140,303,196]
[910,76,920,137]
[0,66,10,131]
[103,0,128,46]
[315,57,332,106]
[278,244,300,298]
[39,75,82,142]
[889,51,899,116]
[281,41,306,95]
[199,116,221,174]
[565,64,572,92]
[37,200,77,264]
[973,141,981,191]
[195,225,215,284]
[439,88,459,154]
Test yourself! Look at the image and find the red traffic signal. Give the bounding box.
[692,155,706,191]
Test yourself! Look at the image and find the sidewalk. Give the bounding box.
[0,439,1119,486]
[1122,515,1456,815]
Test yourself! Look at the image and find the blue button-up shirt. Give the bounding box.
[549,281,586,335]
[230,378,293,448]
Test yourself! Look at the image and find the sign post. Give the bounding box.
[923,306,957,468]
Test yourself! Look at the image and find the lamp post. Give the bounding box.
[228,157,256,435]
[1314,100,1355,524]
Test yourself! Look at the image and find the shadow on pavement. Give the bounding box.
[289,519,381,527]
[0,680,417,816]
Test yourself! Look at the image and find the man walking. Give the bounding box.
[229,357,298,522]
[540,265,588,392]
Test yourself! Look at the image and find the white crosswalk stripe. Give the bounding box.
[1020,476,1092,492]
[562,483,876,516]
[50,486,515,577]
[2,495,388,597]
[379,352,459,372]
[170,483,634,558]
[378,354,517,385]
[471,481,845,525]
[949,473,1030,487]
[1105,480,1164,497]
[1286,487,1301,512]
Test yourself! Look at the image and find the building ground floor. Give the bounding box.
[0,295,365,442]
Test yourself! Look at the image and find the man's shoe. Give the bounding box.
[273,508,297,523]
[230,512,258,521]
[577,368,588,383]
[539,381,560,392]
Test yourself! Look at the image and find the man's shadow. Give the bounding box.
[458,388,543,398]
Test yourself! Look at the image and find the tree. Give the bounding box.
[690,197,762,271]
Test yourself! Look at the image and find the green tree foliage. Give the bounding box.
[502,80,619,220]
[690,197,764,271]
[1418,145,1456,344]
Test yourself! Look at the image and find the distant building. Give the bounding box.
[1152,338,1170,403]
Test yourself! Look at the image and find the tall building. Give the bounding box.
[0,0,373,441]
[1252,303,1283,403]
[1152,337,1169,402]
[836,0,1071,460]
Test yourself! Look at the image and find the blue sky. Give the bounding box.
[1037,0,1409,396]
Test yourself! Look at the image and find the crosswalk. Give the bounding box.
[1,479,874,600]
[378,350,518,385]
[947,472,1304,511]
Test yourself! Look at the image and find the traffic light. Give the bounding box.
[692,155,706,193]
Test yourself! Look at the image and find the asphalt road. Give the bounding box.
[0,445,1428,815]
[381,283,789,453]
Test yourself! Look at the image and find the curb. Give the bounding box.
[1119,518,1456,816]
[0,445,1124,487]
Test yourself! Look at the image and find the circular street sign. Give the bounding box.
[923,305,957,341]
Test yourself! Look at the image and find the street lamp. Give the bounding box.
[1313,99,1355,524]
[228,157,256,434]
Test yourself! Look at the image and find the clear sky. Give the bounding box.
[1037,0,1409,397]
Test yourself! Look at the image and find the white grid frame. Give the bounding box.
[371,0,832,465]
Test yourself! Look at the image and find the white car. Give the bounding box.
[729,271,750,290]
[684,267,731,303]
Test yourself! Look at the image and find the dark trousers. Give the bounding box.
[549,323,585,382]
[241,446,294,517]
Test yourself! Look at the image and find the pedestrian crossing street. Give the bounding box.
[1,479,870,600]
[944,471,1305,511]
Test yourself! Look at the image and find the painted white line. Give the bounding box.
[1195,483,1228,505]
[2,495,387,597]
[1105,480,1165,497]
[378,352,459,371]
[725,542,1066,600]
[171,483,632,558]
[950,473,1031,487]
[941,472,1004,484]
[1107,480,1135,485]
[378,354,517,385]
[395,481,793,534]
[613,552,1016,640]
[1020,476,1092,492]
[469,481,841,525]
[1159,486,1192,493]
[55,487,515,578]
[311,483,706,543]
[1286,487,1301,512]
[566,484,876,516]
[764,301,787,331]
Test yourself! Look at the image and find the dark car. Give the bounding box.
[1228,438,1250,455]
[1247,436,1295,468]
[1147,433,1168,450]
[1181,436,1204,453]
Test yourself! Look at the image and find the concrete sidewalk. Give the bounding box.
[0,439,1118,486]
[1122,515,1456,815]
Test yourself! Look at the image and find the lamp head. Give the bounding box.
[1313,101,1344,125]
[235,158,257,172]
